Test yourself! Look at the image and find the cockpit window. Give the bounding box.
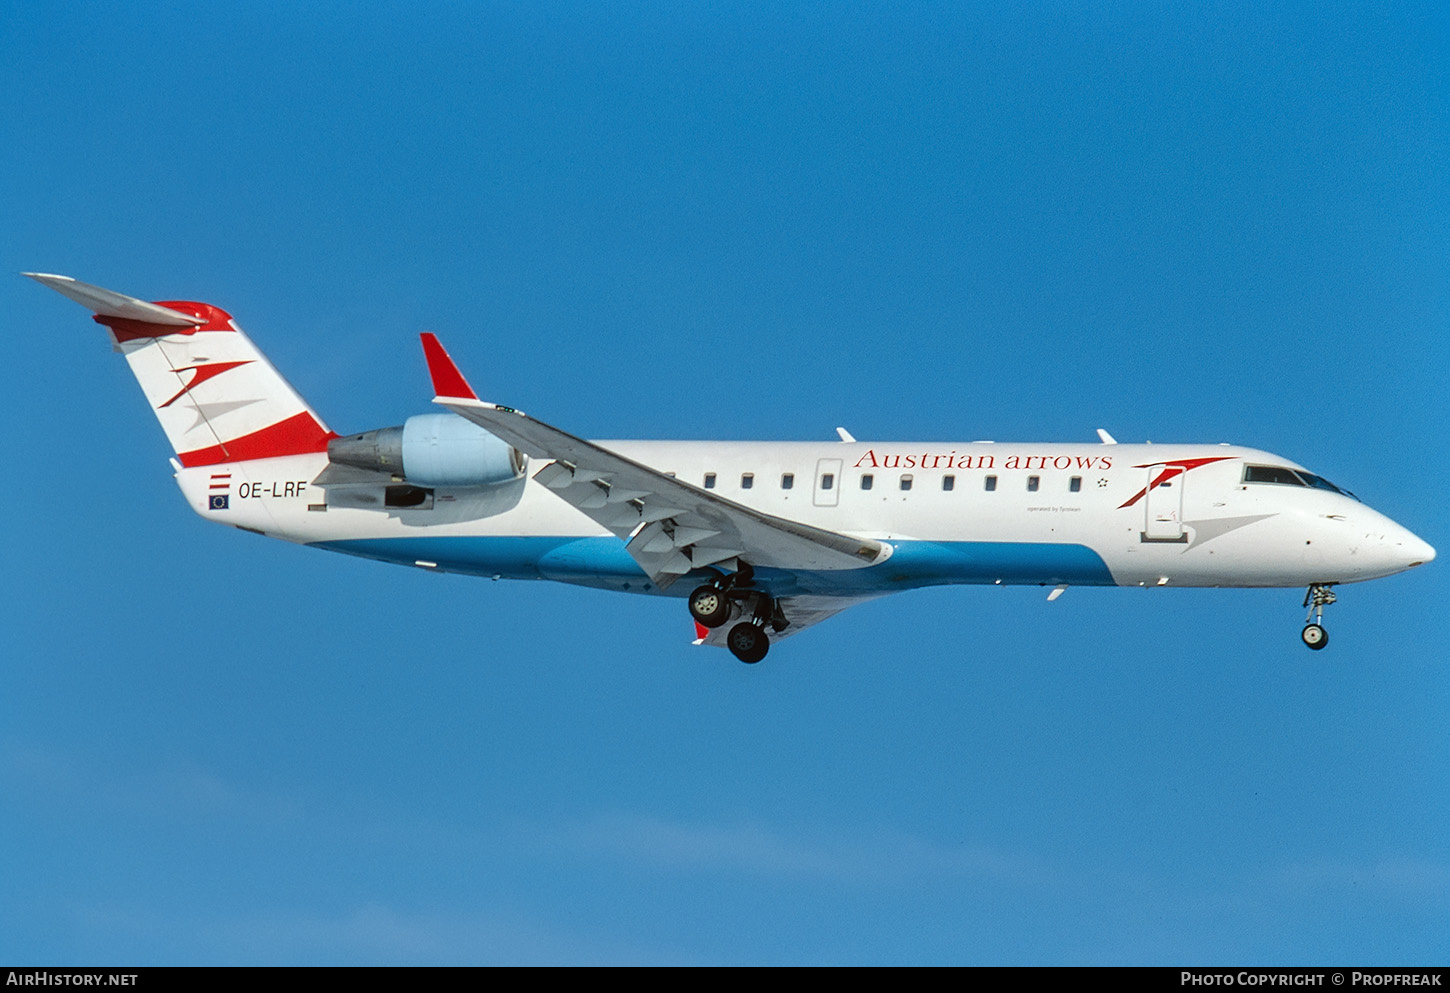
[1244,464,1358,500]
[1244,465,1304,486]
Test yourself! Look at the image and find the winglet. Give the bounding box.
[1096,428,1118,445]
[420,333,478,400]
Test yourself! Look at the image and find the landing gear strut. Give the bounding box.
[687,565,785,663]
[687,563,753,629]
[1301,584,1336,651]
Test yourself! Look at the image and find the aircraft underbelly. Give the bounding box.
[310,534,1116,596]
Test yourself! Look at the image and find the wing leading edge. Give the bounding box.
[420,335,892,590]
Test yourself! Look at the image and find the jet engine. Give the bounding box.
[327,413,525,487]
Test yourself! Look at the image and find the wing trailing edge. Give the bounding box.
[437,394,890,587]
[416,332,892,588]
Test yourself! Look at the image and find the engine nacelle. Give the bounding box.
[327,413,525,487]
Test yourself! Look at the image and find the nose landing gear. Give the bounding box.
[1301,584,1337,651]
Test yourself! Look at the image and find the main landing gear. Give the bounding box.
[687,585,730,629]
[688,564,788,664]
[726,620,770,665]
[1301,584,1337,651]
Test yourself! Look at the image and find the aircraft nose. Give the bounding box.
[1388,527,1435,570]
[1336,512,1436,580]
[1405,533,1435,567]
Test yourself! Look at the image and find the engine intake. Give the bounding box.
[328,413,525,487]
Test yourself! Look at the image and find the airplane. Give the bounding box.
[27,272,1436,663]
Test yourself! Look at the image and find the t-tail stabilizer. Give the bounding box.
[26,273,334,466]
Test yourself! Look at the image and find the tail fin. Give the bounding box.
[27,273,335,467]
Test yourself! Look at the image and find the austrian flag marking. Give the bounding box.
[209,472,231,511]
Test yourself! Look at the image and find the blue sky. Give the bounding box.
[2,2,1446,965]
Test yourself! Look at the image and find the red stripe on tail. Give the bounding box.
[177,411,336,467]
[94,301,236,342]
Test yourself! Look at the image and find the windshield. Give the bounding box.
[1243,464,1359,502]
[1298,471,1359,501]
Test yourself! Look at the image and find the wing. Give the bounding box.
[420,334,892,589]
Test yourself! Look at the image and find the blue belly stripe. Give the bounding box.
[310,535,1116,594]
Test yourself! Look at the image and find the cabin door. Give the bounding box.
[1143,464,1186,542]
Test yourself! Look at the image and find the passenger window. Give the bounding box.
[741,473,754,489]
[781,473,794,490]
[1027,476,1039,492]
[860,474,873,490]
[985,475,997,491]
[900,474,913,491]
[704,472,716,490]
[821,473,834,490]
[1069,476,1081,492]
[943,475,955,491]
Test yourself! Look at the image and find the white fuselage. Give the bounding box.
[174,440,1434,598]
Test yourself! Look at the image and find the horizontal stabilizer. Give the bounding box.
[23,272,203,326]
